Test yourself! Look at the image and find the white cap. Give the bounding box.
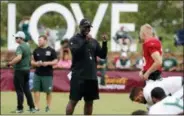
[121,52,127,57]
[13,31,25,39]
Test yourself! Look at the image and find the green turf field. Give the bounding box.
[1,92,146,115]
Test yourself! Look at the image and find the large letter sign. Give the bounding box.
[29,3,75,51]
[70,3,108,38]
[7,2,138,51]
[111,3,138,51]
[8,3,17,50]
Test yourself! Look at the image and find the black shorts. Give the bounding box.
[69,79,99,101]
[143,70,161,81]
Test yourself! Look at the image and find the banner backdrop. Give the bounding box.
[0,69,183,93]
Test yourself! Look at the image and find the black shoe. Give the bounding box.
[11,109,23,113]
[29,108,36,113]
[45,106,50,112]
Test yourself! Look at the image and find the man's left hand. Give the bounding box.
[102,34,108,41]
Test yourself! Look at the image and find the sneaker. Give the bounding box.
[29,108,36,113]
[27,108,39,112]
[45,106,50,112]
[35,108,40,112]
[11,109,23,113]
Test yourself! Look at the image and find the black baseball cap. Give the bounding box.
[79,19,92,27]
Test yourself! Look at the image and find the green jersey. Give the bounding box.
[14,42,31,70]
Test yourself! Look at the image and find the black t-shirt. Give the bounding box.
[33,46,57,76]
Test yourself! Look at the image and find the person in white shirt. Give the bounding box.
[115,52,131,69]
[134,57,143,69]
[149,87,183,114]
[129,76,183,109]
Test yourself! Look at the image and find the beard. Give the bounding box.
[80,26,90,36]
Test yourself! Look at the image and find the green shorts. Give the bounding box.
[33,74,53,93]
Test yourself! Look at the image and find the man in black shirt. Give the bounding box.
[65,19,108,115]
[31,35,57,112]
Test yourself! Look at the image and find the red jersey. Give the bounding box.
[143,37,162,72]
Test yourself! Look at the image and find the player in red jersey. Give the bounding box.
[139,24,163,81]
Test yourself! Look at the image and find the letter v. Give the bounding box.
[70,3,108,38]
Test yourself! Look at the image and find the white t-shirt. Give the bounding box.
[143,76,183,108]
[172,87,184,98]
[149,87,183,114]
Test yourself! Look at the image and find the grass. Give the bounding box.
[1,92,146,115]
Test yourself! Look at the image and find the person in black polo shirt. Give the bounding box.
[31,35,57,112]
[65,19,108,115]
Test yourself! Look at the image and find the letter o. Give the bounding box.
[29,3,76,50]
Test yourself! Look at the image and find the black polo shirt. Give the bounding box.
[69,33,107,80]
[33,46,57,76]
